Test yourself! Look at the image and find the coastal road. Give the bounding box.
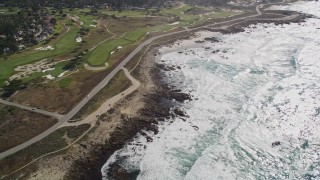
[0,2,289,159]
[0,99,62,119]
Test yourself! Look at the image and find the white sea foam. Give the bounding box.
[102,1,320,179]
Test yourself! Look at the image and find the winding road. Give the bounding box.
[0,1,292,159]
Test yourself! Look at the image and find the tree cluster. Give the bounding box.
[0,80,26,98]
[0,8,54,55]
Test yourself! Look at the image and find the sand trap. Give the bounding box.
[169,21,180,25]
[42,68,55,73]
[58,71,67,78]
[76,37,82,43]
[43,74,55,80]
[35,46,54,51]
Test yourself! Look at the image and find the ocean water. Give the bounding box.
[102,1,320,179]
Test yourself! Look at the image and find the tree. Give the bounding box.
[50,17,57,25]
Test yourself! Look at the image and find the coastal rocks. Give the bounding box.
[192,125,199,131]
[106,163,137,180]
[169,91,192,103]
[195,40,205,43]
[173,108,187,117]
[272,141,281,147]
[155,63,178,71]
[212,49,220,54]
[204,37,220,43]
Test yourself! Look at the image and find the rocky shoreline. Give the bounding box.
[63,10,310,180]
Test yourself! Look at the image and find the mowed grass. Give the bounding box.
[78,14,97,29]
[86,38,132,66]
[0,27,79,87]
[123,28,150,42]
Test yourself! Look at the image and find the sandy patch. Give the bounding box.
[76,37,82,43]
[35,46,54,51]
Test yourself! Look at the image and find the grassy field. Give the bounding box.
[123,28,150,42]
[58,77,73,88]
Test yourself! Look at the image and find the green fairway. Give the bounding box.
[58,77,73,88]
[86,38,132,66]
[78,14,97,29]
[0,27,79,87]
[86,27,153,67]
[50,61,70,77]
[123,28,150,42]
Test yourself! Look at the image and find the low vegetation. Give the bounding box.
[0,123,90,178]
[0,105,57,152]
[66,124,91,139]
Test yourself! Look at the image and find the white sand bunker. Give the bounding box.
[76,37,82,43]
[43,74,55,80]
[169,21,180,25]
[10,59,56,81]
[58,71,67,78]
[35,46,54,51]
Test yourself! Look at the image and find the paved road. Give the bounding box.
[0,2,289,159]
[0,99,62,119]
